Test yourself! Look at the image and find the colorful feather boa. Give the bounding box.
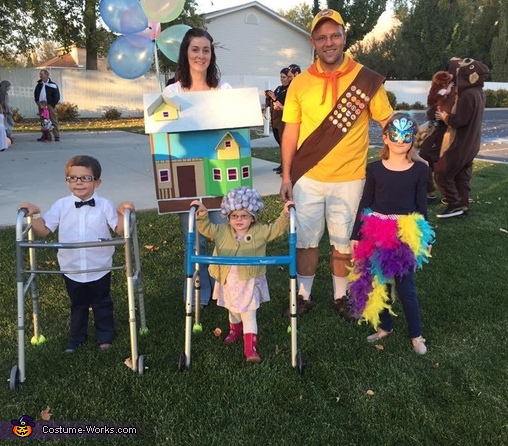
[349,210,435,329]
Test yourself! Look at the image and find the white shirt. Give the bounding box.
[43,193,118,282]
[163,80,232,96]
[38,81,48,102]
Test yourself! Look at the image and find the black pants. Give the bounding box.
[64,273,114,347]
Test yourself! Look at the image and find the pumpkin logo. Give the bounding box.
[11,415,35,438]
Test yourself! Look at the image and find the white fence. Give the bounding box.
[2,67,507,119]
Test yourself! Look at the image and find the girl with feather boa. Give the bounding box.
[349,113,435,354]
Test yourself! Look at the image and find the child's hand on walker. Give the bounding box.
[190,200,207,215]
[283,200,295,218]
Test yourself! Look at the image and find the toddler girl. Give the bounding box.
[191,187,293,363]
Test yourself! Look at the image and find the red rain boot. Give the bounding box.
[223,322,243,344]
[243,333,260,363]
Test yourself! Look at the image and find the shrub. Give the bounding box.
[411,101,425,110]
[56,102,80,121]
[12,107,23,123]
[397,102,411,110]
[386,90,397,109]
[485,89,498,108]
[495,89,508,107]
[103,108,122,120]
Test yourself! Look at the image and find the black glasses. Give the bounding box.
[66,175,95,183]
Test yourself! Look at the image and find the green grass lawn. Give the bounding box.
[1,153,507,444]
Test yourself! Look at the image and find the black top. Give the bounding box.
[351,160,429,240]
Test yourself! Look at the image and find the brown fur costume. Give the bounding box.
[434,58,489,208]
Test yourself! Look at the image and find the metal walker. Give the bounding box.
[177,205,305,374]
[9,208,148,391]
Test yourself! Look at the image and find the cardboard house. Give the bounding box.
[143,88,263,214]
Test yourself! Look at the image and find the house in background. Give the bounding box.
[143,88,263,214]
[36,46,108,71]
[204,1,313,77]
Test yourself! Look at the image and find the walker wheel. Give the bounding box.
[137,355,146,375]
[295,351,306,375]
[177,352,187,372]
[9,365,20,391]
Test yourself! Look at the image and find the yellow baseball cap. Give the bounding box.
[310,9,345,33]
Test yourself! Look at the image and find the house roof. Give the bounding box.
[143,87,263,134]
[204,1,310,37]
[37,53,79,69]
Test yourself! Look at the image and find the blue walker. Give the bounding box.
[177,204,305,374]
[9,208,148,391]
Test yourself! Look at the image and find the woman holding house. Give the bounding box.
[163,28,232,308]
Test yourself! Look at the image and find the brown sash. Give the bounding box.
[291,66,386,185]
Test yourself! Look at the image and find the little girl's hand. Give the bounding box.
[190,200,207,215]
[283,200,295,217]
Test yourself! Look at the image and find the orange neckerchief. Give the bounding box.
[307,57,358,106]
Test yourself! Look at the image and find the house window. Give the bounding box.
[162,111,170,118]
[227,168,238,181]
[213,168,222,181]
[159,169,170,182]
[242,165,250,179]
[225,140,232,148]
[245,13,259,25]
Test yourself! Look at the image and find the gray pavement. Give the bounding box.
[0,131,281,228]
[1,115,507,228]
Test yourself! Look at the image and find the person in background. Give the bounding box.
[34,69,60,142]
[288,64,301,78]
[417,70,455,203]
[265,67,292,174]
[279,9,393,319]
[163,28,231,308]
[19,155,134,353]
[0,103,10,151]
[191,187,293,363]
[434,58,489,218]
[39,101,54,142]
[0,80,14,141]
[349,113,434,355]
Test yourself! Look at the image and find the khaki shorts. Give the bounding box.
[293,176,365,253]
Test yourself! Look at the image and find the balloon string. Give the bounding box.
[154,42,163,92]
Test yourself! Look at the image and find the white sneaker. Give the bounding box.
[411,336,427,355]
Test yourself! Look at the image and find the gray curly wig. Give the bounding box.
[221,186,265,220]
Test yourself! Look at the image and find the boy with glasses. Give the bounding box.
[20,155,134,353]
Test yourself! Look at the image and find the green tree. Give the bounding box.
[490,0,508,80]
[279,3,314,30]
[326,0,388,46]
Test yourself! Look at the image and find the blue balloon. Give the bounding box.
[156,24,191,63]
[100,0,148,34]
[108,35,155,79]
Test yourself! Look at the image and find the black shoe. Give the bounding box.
[284,294,316,317]
[427,195,438,204]
[436,203,466,218]
[64,341,84,353]
[275,168,282,174]
[333,295,357,322]
[37,137,44,142]
[272,164,282,171]
[54,137,60,141]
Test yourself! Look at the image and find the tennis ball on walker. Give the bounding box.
[31,334,46,345]
[193,323,203,334]
[139,327,149,336]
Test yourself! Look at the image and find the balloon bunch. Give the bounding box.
[100,0,191,80]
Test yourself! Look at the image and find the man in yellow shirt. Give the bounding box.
[280,9,393,318]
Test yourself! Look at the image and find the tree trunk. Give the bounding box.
[84,0,98,70]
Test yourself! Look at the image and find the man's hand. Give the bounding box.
[280,181,293,202]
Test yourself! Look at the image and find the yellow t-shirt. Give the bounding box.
[283,55,393,182]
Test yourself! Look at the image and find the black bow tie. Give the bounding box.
[75,198,95,208]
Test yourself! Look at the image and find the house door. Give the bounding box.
[177,165,197,197]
